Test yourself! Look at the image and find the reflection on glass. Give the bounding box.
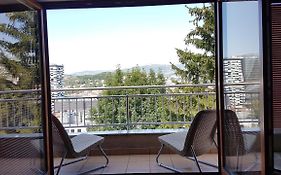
[274,127,281,171]
[222,1,261,173]
[0,9,45,174]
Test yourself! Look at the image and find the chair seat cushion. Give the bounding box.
[158,131,188,155]
[71,134,104,156]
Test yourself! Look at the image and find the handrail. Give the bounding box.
[0,83,260,132]
[0,82,260,94]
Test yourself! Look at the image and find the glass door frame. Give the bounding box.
[216,0,273,174]
[1,0,273,174]
[23,1,55,174]
[267,0,281,174]
[0,1,55,174]
[40,0,274,174]
[38,6,55,175]
[41,0,274,174]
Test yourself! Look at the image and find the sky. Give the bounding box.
[46,2,260,74]
[222,1,259,58]
[47,4,192,74]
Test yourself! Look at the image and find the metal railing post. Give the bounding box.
[126,94,130,131]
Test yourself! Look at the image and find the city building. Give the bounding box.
[223,58,246,109]
[50,64,65,111]
[50,64,64,98]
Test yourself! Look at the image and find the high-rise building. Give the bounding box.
[50,64,64,111]
[223,58,245,109]
[50,64,64,97]
[223,56,260,111]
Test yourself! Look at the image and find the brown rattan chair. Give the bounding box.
[51,114,109,175]
[223,110,258,172]
[156,110,217,173]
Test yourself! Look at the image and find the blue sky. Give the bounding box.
[223,1,259,58]
[46,2,260,74]
[47,4,192,74]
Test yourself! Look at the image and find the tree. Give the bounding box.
[90,66,169,131]
[171,4,215,84]
[170,4,216,118]
[0,11,41,133]
[0,11,40,90]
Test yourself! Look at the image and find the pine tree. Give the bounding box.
[171,4,215,84]
[170,4,216,119]
[0,11,41,133]
[0,11,40,90]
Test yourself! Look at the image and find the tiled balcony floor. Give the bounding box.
[54,153,218,174]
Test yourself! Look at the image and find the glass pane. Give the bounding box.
[0,5,46,175]
[222,1,261,173]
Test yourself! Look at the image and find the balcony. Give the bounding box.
[50,83,258,133]
[0,83,260,174]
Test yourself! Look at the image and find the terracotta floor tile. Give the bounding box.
[54,154,221,174]
[126,168,150,174]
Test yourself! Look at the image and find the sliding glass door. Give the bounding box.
[0,2,48,174]
[220,0,263,174]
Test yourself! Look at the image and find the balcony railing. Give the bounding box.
[0,83,260,133]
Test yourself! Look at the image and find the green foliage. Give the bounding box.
[64,72,110,88]
[90,66,169,131]
[0,11,40,89]
[89,4,216,131]
[169,4,216,118]
[0,11,41,134]
[171,4,215,84]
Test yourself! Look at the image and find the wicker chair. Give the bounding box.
[156,110,217,173]
[223,110,259,172]
[51,115,109,175]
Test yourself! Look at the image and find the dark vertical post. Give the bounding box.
[215,1,226,174]
[39,9,54,175]
[260,0,273,174]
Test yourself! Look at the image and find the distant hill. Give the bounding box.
[70,70,107,76]
[65,64,183,88]
[69,64,182,77]
[64,72,111,88]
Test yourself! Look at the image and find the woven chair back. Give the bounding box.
[51,115,74,157]
[224,110,245,156]
[184,110,217,156]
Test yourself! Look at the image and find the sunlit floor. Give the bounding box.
[54,153,218,174]
[0,152,263,174]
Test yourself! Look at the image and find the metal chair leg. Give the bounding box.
[157,144,217,174]
[190,145,202,173]
[186,157,218,169]
[156,144,182,173]
[78,145,109,175]
[156,144,164,165]
[54,156,87,169]
[56,151,67,175]
[99,144,109,168]
[55,145,109,175]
